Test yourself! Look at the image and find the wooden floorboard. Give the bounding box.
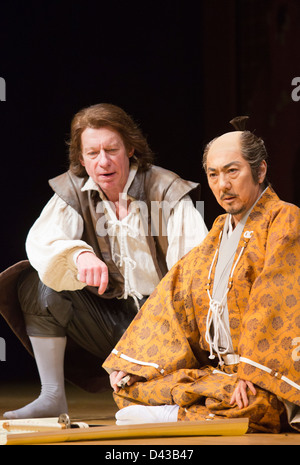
[0,380,299,445]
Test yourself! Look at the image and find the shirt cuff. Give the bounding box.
[73,248,95,266]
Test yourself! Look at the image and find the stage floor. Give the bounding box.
[0,380,299,445]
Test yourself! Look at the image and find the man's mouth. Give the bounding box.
[221,191,236,198]
[221,194,238,202]
[99,172,115,178]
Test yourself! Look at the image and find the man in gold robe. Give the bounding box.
[103,118,300,433]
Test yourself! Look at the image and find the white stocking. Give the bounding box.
[4,336,67,419]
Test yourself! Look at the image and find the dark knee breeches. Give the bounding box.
[17,268,144,360]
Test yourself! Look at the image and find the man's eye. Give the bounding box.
[87,151,98,156]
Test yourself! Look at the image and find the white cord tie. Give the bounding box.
[107,215,143,310]
[205,293,231,366]
[205,230,253,364]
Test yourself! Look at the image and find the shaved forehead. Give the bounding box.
[208,131,243,154]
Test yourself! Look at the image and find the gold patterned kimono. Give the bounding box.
[103,188,300,433]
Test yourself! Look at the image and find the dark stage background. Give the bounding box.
[1,0,300,381]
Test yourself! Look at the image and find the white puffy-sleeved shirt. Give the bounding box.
[26,166,208,300]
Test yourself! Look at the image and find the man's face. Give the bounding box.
[80,126,134,202]
[206,132,266,227]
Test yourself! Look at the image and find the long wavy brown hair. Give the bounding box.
[68,103,154,177]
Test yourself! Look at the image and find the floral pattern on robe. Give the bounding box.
[103,188,300,432]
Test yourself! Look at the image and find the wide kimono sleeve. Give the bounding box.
[103,243,210,380]
[103,216,225,380]
[238,202,300,406]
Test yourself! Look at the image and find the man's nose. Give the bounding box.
[219,173,231,190]
[97,149,110,166]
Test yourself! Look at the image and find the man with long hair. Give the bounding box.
[1,103,207,419]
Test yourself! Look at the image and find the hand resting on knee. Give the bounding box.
[110,370,145,393]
